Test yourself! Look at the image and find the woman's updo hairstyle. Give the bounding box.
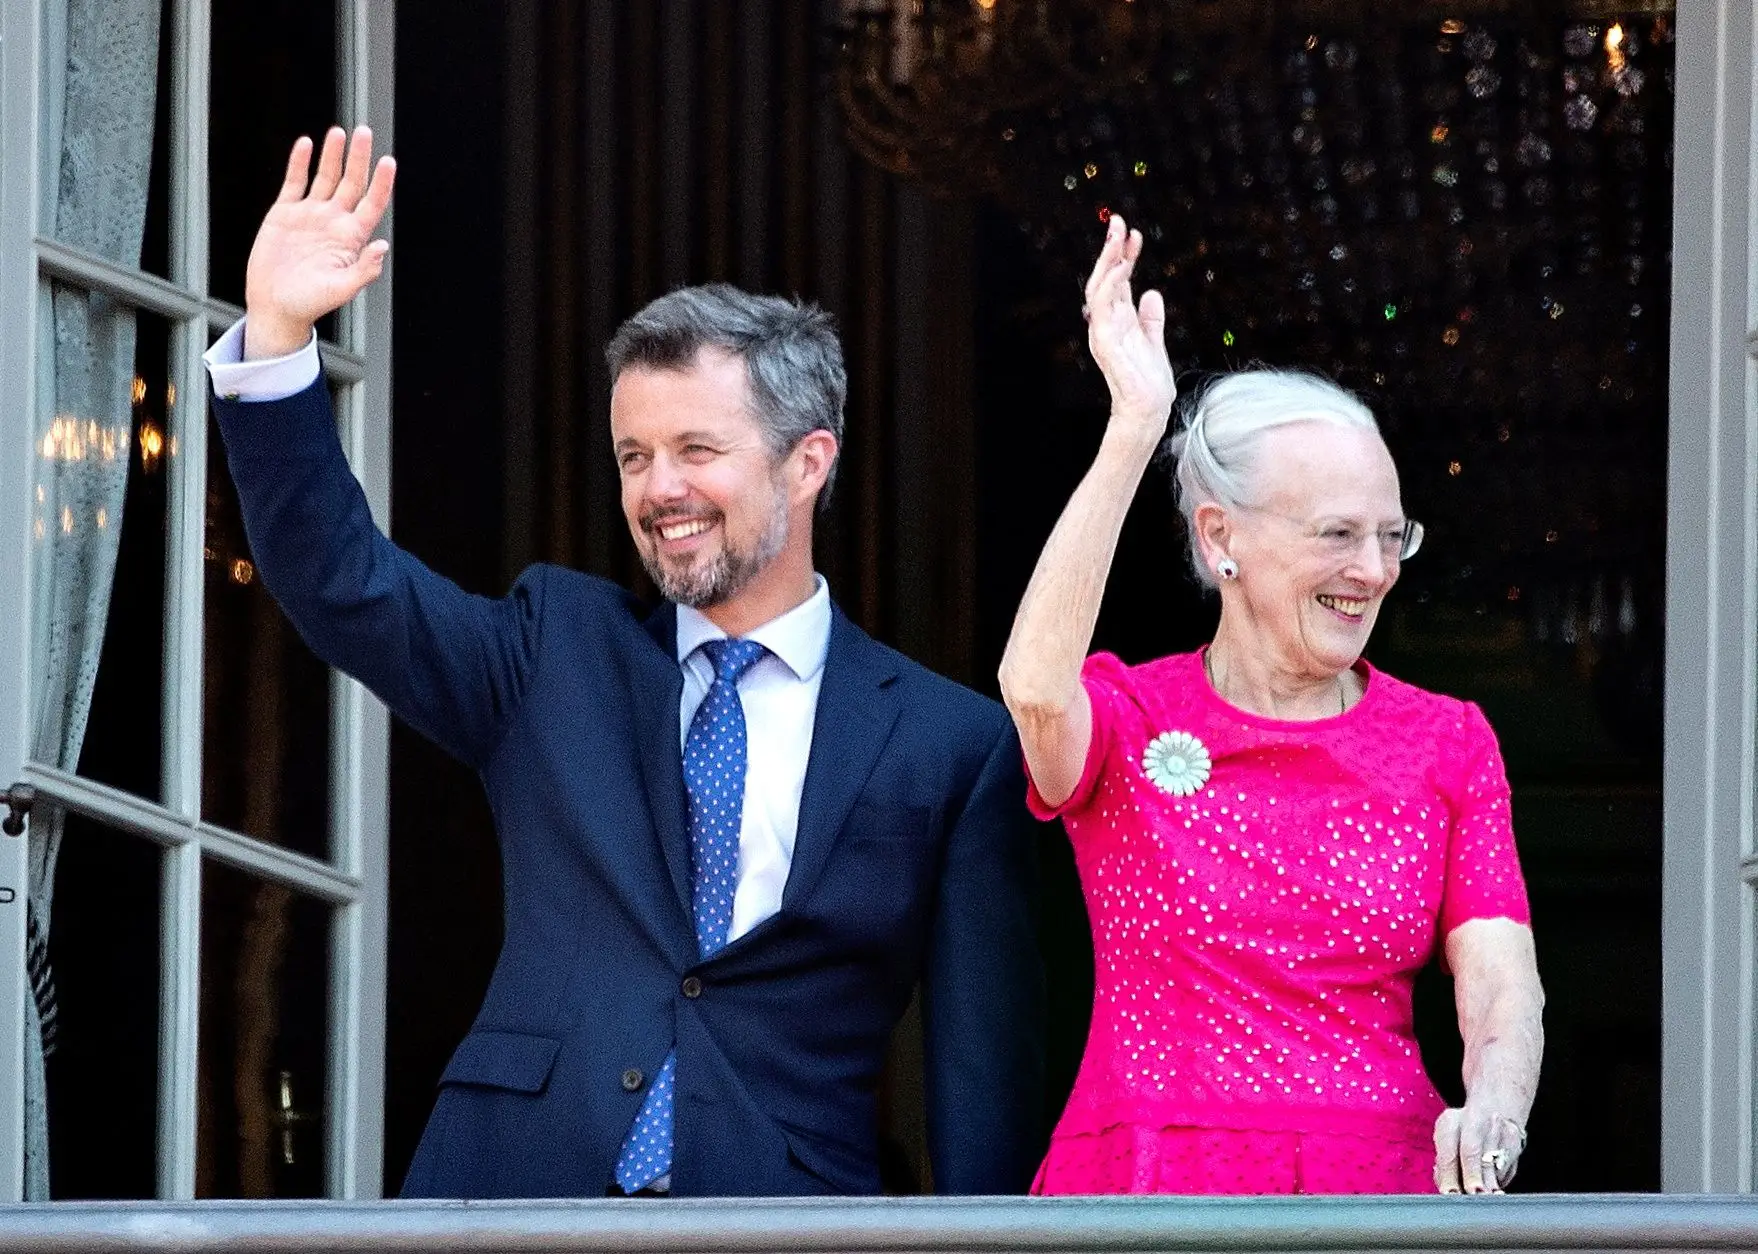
[1164,369,1381,588]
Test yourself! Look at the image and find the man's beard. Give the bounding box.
[640,488,790,609]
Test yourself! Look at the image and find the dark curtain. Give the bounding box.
[497,0,982,684]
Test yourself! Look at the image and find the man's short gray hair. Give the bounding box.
[605,283,847,506]
[1164,368,1383,588]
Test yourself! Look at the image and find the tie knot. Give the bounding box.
[699,636,766,685]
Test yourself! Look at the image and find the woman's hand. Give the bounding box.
[1433,1102,1526,1194]
[243,126,396,359]
[1082,213,1175,442]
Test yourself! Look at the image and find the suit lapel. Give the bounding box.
[782,609,902,912]
[636,602,695,919]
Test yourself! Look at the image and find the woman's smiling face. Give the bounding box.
[1210,420,1409,682]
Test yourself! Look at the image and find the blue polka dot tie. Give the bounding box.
[613,636,766,1194]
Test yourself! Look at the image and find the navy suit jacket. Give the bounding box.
[212,379,1045,1198]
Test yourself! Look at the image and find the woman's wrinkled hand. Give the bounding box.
[1433,1103,1526,1194]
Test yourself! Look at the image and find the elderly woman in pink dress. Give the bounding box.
[999,214,1545,1196]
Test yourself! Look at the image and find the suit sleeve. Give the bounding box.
[212,377,543,768]
[920,714,1047,1194]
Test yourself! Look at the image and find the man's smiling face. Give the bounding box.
[611,346,790,609]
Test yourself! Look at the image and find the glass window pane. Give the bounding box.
[36,0,167,276]
[209,1,338,313]
[201,406,332,858]
[44,816,160,1199]
[34,289,169,803]
[196,861,329,1199]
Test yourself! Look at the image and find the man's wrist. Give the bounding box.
[205,317,322,402]
[243,313,316,361]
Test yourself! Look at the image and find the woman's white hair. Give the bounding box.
[1164,368,1382,588]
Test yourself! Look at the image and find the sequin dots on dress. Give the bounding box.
[1026,649,1530,1195]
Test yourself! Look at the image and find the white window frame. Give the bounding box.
[0,0,1747,1210]
[0,0,394,1202]
[1663,0,1758,1196]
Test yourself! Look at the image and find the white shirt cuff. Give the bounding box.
[204,318,322,402]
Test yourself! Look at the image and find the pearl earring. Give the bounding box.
[1216,558,1239,581]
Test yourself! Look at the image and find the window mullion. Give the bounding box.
[0,0,44,1205]
[1663,0,1758,1197]
[29,242,382,386]
[154,844,199,1200]
[156,0,211,1203]
[16,766,363,903]
[326,0,363,1198]
[34,238,203,321]
[322,0,395,1199]
[335,0,370,358]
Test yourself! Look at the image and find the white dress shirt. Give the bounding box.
[204,317,832,943]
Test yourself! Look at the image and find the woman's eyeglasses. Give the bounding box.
[1310,519,1423,562]
[1239,508,1424,562]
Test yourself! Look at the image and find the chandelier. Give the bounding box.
[834,0,1674,201]
[834,0,1170,196]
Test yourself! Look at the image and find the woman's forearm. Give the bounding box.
[1435,918,1544,1192]
[1462,982,1543,1122]
[1454,923,1545,1123]
[998,426,1160,717]
[997,425,1161,808]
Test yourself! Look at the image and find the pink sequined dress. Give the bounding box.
[1027,649,1530,1195]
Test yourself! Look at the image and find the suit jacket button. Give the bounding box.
[621,1068,645,1092]
[681,976,703,999]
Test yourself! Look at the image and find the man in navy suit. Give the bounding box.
[204,126,1044,1198]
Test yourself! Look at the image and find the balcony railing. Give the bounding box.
[0,1195,1752,1253]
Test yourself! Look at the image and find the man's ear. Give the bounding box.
[792,430,839,505]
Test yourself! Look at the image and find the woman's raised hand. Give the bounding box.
[243,126,396,359]
[1083,213,1176,440]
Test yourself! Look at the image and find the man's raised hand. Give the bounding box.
[243,126,396,360]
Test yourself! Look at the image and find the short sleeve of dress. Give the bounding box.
[1025,651,1149,821]
[1439,702,1532,938]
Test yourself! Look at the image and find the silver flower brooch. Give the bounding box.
[1142,730,1212,797]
